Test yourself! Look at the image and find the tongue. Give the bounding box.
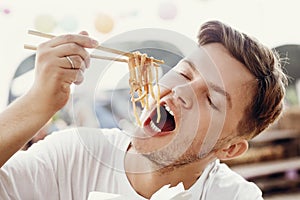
[151,106,175,132]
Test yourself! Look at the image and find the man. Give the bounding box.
[0,21,287,199]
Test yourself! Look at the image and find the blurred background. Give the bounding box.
[1,0,300,199]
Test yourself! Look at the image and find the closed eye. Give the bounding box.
[207,95,219,111]
[179,72,191,81]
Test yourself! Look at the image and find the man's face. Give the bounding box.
[131,43,255,168]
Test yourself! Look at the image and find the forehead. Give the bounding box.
[184,43,255,91]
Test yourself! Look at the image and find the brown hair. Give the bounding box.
[197,20,288,139]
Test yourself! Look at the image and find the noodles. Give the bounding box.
[128,52,162,126]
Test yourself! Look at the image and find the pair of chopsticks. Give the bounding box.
[24,30,164,64]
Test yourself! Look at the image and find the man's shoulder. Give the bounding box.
[49,126,126,142]
[204,160,263,199]
[74,127,129,146]
[39,126,129,154]
[53,127,129,147]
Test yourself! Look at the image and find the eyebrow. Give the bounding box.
[182,59,232,109]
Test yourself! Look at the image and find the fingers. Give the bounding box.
[54,43,90,69]
[61,56,86,85]
[63,55,86,72]
[45,33,98,49]
[31,31,96,113]
[63,68,84,85]
[52,56,85,84]
[58,68,84,85]
[57,36,88,84]
[51,67,83,86]
[74,69,84,85]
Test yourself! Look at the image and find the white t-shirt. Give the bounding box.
[0,127,263,200]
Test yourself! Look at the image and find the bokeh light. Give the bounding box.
[94,13,114,34]
[34,14,57,33]
[158,1,178,20]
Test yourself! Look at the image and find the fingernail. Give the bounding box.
[91,39,99,47]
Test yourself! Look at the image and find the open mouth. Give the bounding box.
[144,104,176,136]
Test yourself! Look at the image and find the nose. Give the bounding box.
[172,83,194,109]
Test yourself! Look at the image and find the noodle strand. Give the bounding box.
[128,52,162,126]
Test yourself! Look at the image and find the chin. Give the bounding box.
[131,133,194,166]
[130,133,174,155]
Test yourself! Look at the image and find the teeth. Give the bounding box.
[164,104,174,116]
[150,120,161,132]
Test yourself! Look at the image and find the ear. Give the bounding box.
[215,139,248,160]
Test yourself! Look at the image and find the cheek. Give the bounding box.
[181,104,226,153]
[178,101,211,136]
[176,112,208,152]
[200,113,228,153]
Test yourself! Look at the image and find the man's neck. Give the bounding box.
[124,146,215,199]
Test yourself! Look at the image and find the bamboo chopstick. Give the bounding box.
[23,44,128,63]
[26,30,164,64]
[28,30,131,57]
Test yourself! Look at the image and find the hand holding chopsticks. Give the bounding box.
[20,31,106,116]
[24,30,164,65]
[24,29,164,126]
